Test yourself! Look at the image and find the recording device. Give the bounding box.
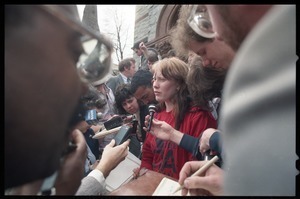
[209,97,221,120]
[103,116,123,130]
[147,104,157,131]
[113,115,138,146]
[203,150,214,161]
[113,125,131,146]
[202,149,222,167]
[212,97,221,106]
[84,109,103,125]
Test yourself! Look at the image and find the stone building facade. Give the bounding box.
[132,5,182,66]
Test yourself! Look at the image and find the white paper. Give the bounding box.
[105,151,141,192]
[152,177,182,196]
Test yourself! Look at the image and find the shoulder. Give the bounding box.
[117,74,124,82]
[107,75,118,83]
[187,105,215,120]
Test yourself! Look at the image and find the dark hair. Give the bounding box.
[130,69,153,94]
[187,56,227,110]
[148,51,159,63]
[69,84,107,126]
[132,42,140,50]
[114,84,134,115]
[119,57,135,72]
[80,84,107,110]
[68,100,87,127]
[131,37,148,50]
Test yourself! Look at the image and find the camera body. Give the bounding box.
[103,116,123,130]
[113,116,138,146]
[114,125,131,146]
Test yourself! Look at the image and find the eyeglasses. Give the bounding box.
[187,5,216,39]
[38,5,113,83]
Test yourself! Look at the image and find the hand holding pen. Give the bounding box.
[176,156,224,196]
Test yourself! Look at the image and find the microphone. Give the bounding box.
[212,97,221,108]
[96,112,103,120]
[147,104,157,131]
[85,109,104,125]
[209,97,221,120]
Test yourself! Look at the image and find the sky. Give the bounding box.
[77,5,136,65]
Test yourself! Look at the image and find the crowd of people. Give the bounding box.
[5,4,296,196]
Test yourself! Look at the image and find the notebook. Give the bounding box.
[152,177,183,196]
[105,151,141,192]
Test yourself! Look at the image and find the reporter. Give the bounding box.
[206,5,296,195]
[177,4,296,196]
[55,130,87,195]
[76,139,130,195]
[178,160,224,196]
[5,4,127,195]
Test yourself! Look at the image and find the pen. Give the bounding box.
[172,155,219,194]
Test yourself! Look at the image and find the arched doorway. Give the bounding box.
[147,5,181,58]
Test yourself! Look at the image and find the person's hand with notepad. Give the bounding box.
[178,160,224,196]
[95,139,130,178]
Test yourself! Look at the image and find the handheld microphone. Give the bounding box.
[85,109,104,125]
[147,104,157,131]
[96,112,103,120]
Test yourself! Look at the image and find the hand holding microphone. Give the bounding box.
[143,112,180,142]
[147,104,156,131]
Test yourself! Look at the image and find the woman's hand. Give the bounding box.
[143,116,183,144]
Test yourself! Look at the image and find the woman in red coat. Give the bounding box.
[139,57,217,179]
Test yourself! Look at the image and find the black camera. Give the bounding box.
[113,125,131,146]
[113,116,138,146]
[103,116,123,130]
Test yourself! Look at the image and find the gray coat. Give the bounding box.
[106,74,125,94]
[75,175,107,195]
[220,5,296,196]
